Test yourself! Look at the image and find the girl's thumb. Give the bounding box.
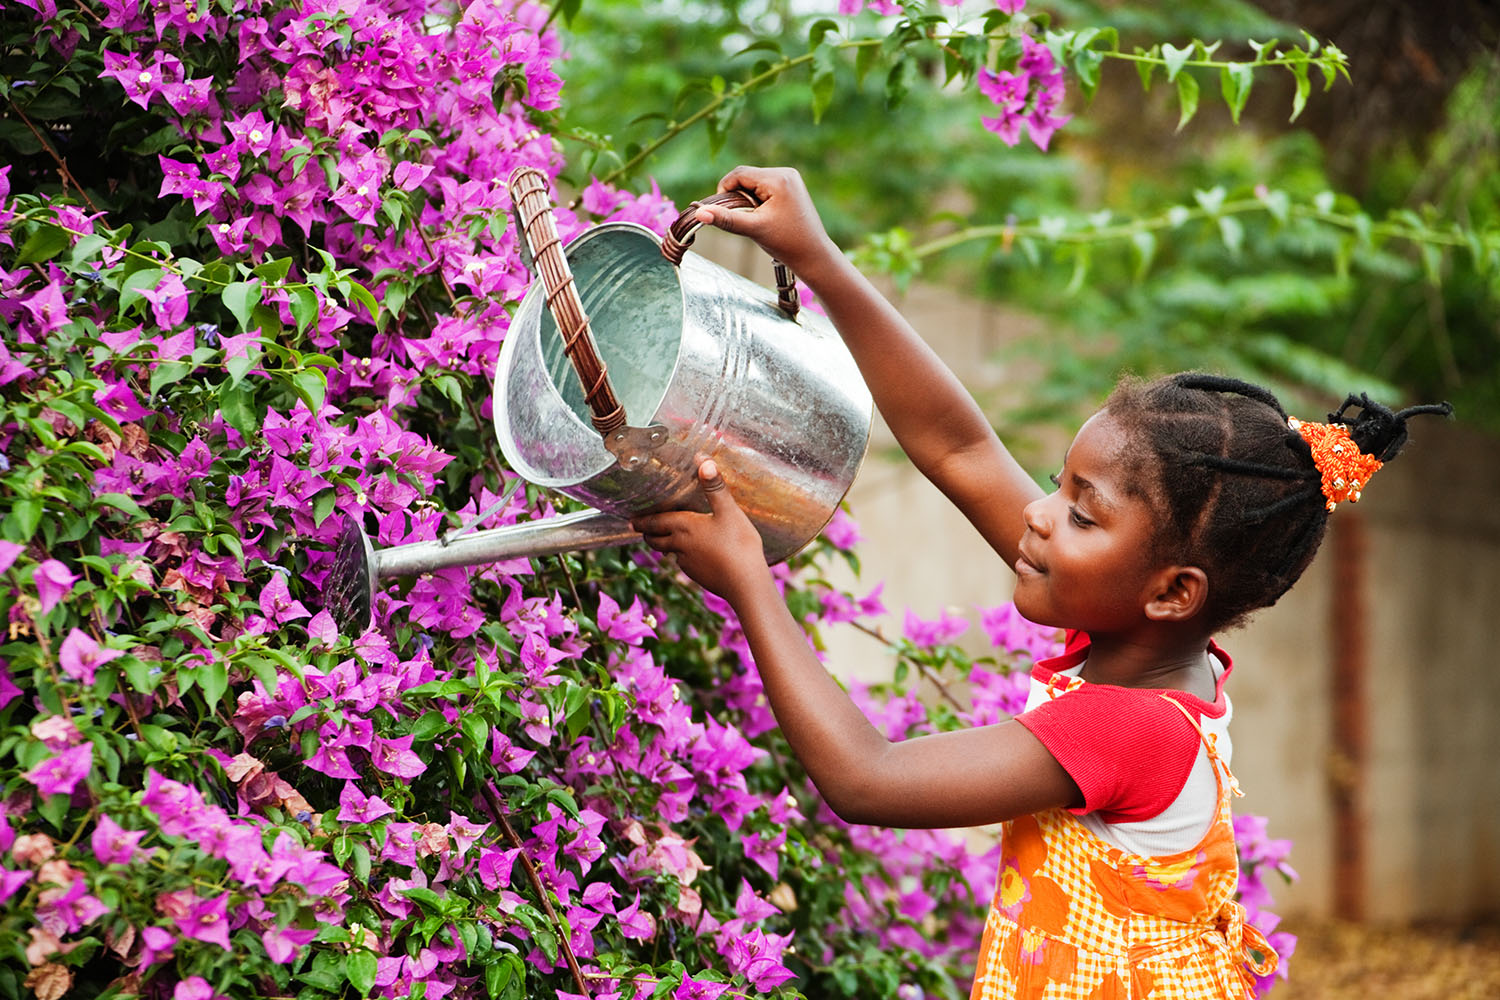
[698,459,731,507]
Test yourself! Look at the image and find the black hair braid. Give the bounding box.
[1328,392,1455,463]
[1104,373,1452,631]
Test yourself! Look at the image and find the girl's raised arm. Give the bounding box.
[693,166,1042,568]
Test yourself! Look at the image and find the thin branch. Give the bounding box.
[478,780,592,999]
[7,100,100,213]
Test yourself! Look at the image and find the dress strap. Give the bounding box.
[1159,694,1242,799]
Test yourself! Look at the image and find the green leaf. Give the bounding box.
[218,380,261,440]
[290,368,327,414]
[1218,215,1245,256]
[149,360,191,399]
[1161,42,1192,82]
[1220,62,1254,124]
[810,44,837,125]
[1175,72,1199,131]
[118,267,164,316]
[287,286,318,334]
[885,55,915,111]
[313,489,338,527]
[1194,187,1227,216]
[347,951,378,996]
[223,280,263,333]
[1072,48,1103,100]
[68,234,109,268]
[16,223,69,265]
[1257,187,1291,225]
[1134,48,1156,91]
[95,493,144,520]
[855,42,878,87]
[196,659,229,708]
[1289,59,1311,122]
[1129,230,1156,283]
[252,256,293,284]
[806,17,838,50]
[4,497,41,544]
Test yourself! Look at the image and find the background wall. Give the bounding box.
[698,229,1500,922]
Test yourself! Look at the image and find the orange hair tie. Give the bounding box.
[1288,416,1383,512]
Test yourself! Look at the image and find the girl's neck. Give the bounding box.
[1076,628,1217,698]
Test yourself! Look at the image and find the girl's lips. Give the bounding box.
[1015,550,1044,576]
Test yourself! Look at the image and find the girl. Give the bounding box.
[631,166,1451,999]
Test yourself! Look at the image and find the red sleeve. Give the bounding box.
[1016,687,1202,824]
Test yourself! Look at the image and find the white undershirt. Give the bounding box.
[1022,659,1232,857]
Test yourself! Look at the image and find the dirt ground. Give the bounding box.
[1275,919,1500,999]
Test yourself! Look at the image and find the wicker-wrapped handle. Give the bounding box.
[508,166,626,437]
[661,191,801,319]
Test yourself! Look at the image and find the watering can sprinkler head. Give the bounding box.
[323,508,641,635]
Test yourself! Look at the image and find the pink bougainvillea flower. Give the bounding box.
[996,0,1026,13]
[58,628,124,686]
[36,877,111,935]
[173,976,222,1000]
[177,892,231,950]
[337,781,396,823]
[31,715,83,752]
[490,728,536,773]
[0,661,23,710]
[596,592,655,645]
[0,868,32,904]
[261,924,318,964]
[615,891,656,941]
[902,607,969,647]
[980,601,1064,661]
[92,813,149,866]
[32,559,77,614]
[257,571,310,625]
[673,976,731,1000]
[95,379,154,422]
[136,925,175,972]
[476,847,519,891]
[25,743,92,798]
[372,734,426,779]
[0,540,22,574]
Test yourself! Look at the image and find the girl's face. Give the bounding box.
[1013,410,1166,634]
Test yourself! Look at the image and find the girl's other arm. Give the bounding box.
[694,166,1042,567]
[633,464,1081,829]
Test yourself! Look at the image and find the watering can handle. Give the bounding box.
[507,166,628,437]
[662,192,802,319]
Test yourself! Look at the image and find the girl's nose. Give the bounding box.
[1022,495,1051,536]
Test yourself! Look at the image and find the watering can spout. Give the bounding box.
[325,510,639,634]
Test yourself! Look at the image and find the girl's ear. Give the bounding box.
[1144,565,1209,622]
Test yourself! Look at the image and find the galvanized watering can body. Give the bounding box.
[493,203,872,564]
[325,176,871,634]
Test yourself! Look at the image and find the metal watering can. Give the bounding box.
[326,169,871,633]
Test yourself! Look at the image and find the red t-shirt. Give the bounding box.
[1015,630,1232,824]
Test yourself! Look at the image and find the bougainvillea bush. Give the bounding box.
[0,1,1297,999]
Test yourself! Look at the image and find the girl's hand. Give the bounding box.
[693,165,840,276]
[632,460,769,603]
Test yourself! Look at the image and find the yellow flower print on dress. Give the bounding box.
[1131,850,1205,892]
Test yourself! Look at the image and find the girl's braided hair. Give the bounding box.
[1104,372,1452,631]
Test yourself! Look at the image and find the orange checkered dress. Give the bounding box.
[970,696,1277,999]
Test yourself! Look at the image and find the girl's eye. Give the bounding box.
[1069,507,1094,528]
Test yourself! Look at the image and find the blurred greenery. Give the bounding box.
[556,1,1499,443]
